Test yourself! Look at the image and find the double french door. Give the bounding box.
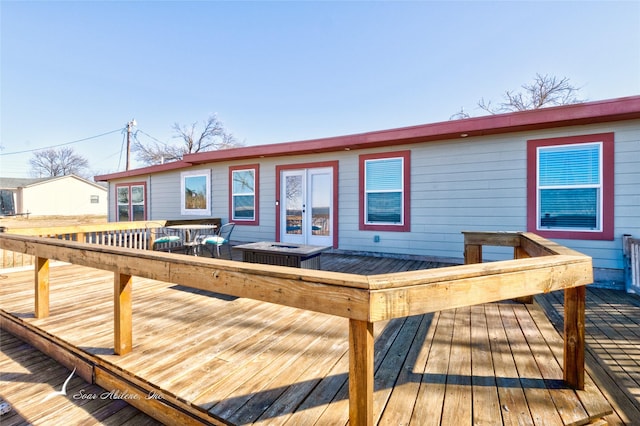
[280,167,333,247]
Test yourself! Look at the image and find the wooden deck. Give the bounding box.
[0,250,620,425]
[536,288,640,425]
[0,331,162,425]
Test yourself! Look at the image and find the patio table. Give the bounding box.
[166,224,217,256]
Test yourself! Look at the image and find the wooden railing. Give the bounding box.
[0,230,593,426]
[0,221,166,268]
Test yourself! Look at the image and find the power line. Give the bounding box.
[0,128,124,156]
[135,129,171,147]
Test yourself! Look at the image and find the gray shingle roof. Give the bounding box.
[0,177,48,189]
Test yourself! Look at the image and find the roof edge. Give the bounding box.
[95,160,193,182]
[96,95,640,182]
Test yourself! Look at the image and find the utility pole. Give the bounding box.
[126,119,136,171]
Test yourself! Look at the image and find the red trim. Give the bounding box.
[97,161,189,182]
[115,181,147,221]
[527,133,614,240]
[228,164,260,226]
[275,161,339,248]
[96,96,640,182]
[359,151,411,232]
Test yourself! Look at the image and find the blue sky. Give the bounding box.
[1,1,639,178]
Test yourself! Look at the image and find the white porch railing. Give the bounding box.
[623,234,640,294]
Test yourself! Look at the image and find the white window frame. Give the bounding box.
[180,170,211,216]
[231,168,256,221]
[536,142,603,233]
[364,156,405,226]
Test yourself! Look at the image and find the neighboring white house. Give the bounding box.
[0,175,107,217]
[95,95,640,291]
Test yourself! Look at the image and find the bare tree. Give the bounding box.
[449,107,471,120]
[29,147,89,177]
[478,73,584,114]
[133,115,243,166]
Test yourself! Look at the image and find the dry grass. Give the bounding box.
[0,215,108,230]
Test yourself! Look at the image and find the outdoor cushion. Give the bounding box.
[154,235,181,244]
[203,235,226,245]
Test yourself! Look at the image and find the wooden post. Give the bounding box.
[514,246,534,304]
[35,256,50,318]
[564,285,586,389]
[114,272,133,355]
[349,319,374,426]
[464,244,482,264]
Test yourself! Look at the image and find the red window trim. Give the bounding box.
[115,181,147,222]
[275,161,339,248]
[526,133,614,240]
[359,150,411,232]
[228,164,260,226]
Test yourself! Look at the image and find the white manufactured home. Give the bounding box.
[0,174,107,217]
[96,96,640,291]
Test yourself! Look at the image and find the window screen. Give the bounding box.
[538,143,601,230]
[365,157,403,224]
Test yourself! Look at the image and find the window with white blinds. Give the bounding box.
[232,169,255,221]
[365,157,403,224]
[537,142,602,231]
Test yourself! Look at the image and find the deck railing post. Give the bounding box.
[35,256,50,318]
[114,272,133,355]
[564,285,586,389]
[349,319,374,426]
[464,244,482,264]
[514,246,534,304]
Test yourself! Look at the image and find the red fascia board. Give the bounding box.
[96,95,640,181]
[95,160,193,182]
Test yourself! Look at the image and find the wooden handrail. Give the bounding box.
[0,230,592,426]
[462,231,589,390]
[1,221,168,264]
[2,220,167,236]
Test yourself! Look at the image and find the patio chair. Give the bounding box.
[198,222,235,258]
[147,222,183,252]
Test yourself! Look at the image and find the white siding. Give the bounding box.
[22,176,107,216]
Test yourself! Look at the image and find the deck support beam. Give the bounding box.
[349,319,374,426]
[564,285,586,389]
[35,256,49,318]
[114,272,133,355]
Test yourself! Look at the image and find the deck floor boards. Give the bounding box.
[469,305,502,425]
[1,252,633,425]
[0,331,162,425]
[535,288,640,426]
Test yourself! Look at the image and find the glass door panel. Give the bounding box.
[309,169,332,246]
[282,171,305,244]
[281,167,333,246]
[117,187,130,221]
